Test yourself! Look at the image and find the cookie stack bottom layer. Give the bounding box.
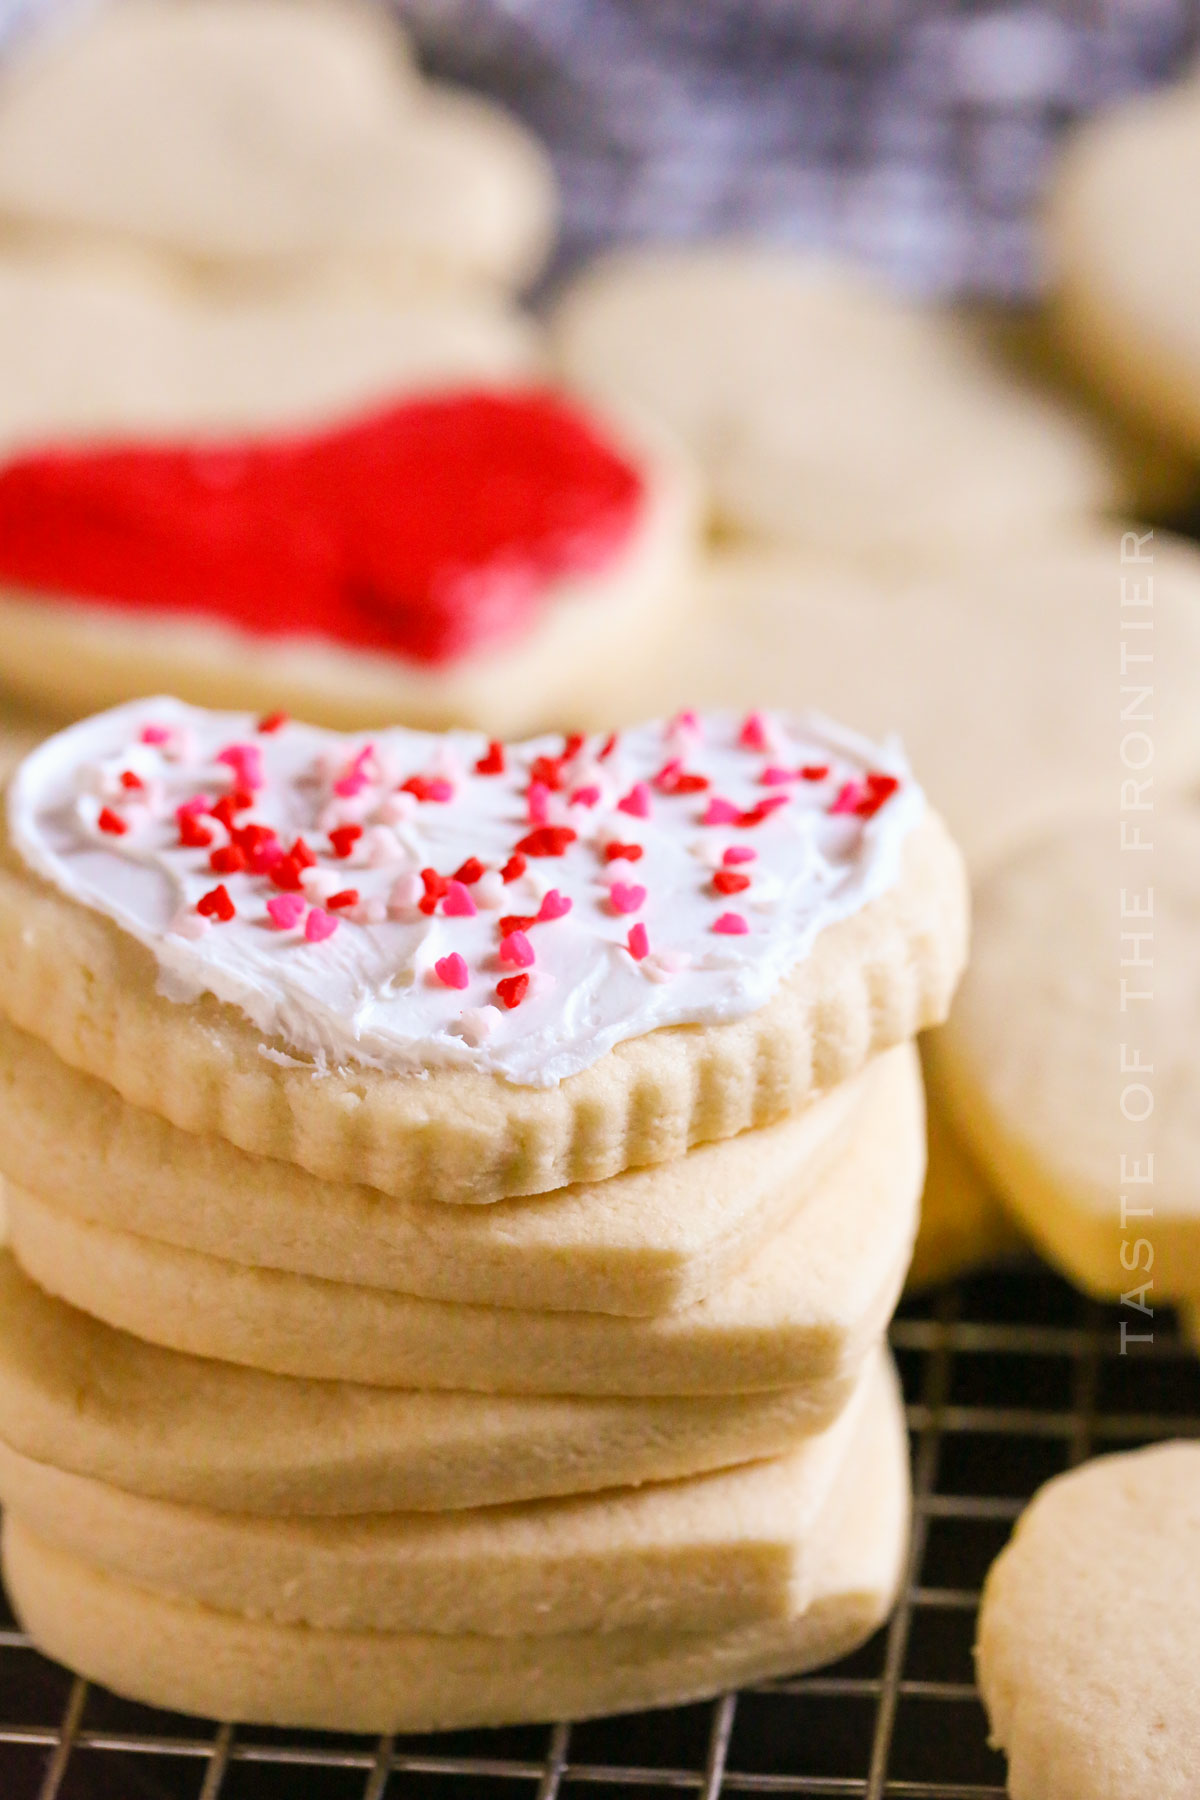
[1,1356,909,1732]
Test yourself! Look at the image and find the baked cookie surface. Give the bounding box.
[977,1443,1200,1800]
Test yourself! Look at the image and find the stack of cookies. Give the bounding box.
[0,698,966,1731]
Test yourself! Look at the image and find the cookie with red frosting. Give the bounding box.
[0,0,556,295]
[0,258,697,732]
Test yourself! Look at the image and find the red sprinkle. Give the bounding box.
[799,764,830,781]
[197,883,235,922]
[499,914,536,936]
[475,741,506,776]
[529,754,566,792]
[501,853,526,883]
[209,844,247,875]
[328,824,363,858]
[418,868,449,916]
[119,769,144,791]
[327,889,359,910]
[178,814,213,849]
[97,806,127,836]
[288,837,317,870]
[562,732,585,760]
[496,973,530,1009]
[514,826,576,858]
[453,857,485,886]
[269,856,306,893]
[855,772,900,818]
[209,789,253,828]
[596,733,618,761]
[603,842,643,863]
[257,711,290,734]
[713,869,751,895]
[627,922,649,961]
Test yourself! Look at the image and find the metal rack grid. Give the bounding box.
[1,1260,1196,1800]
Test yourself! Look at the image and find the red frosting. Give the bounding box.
[0,389,646,663]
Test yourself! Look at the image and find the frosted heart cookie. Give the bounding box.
[1047,74,1200,469]
[5,1045,921,1391]
[1,699,966,1203]
[0,1252,858,1516]
[927,806,1200,1300]
[1,1344,909,1731]
[615,536,1200,875]
[0,377,697,735]
[552,247,1121,564]
[977,1443,1200,1800]
[0,1349,892,1637]
[0,1014,915,1316]
[0,0,556,294]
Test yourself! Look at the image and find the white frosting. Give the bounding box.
[7,698,924,1086]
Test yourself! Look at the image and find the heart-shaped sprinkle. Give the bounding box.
[617,781,652,819]
[9,702,921,1086]
[434,953,469,990]
[441,880,477,918]
[609,882,647,916]
[0,391,646,667]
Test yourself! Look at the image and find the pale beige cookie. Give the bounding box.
[977,1443,1200,1800]
[0,1349,891,1637]
[0,1018,912,1316]
[0,1252,854,1515]
[552,247,1121,563]
[907,1062,1025,1294]
[927,807,1200,1300]
[1,1348,908,1731]
[5,1045,920,1391]
[617,535,1200,875]
[1047,75,1200,470]
[0,0,556,293]
[0,810,964,1205]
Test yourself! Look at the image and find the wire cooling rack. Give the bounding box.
[1,1260,1197,1800]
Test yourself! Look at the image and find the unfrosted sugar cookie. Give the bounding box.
[907,1078,1024,1294]
[927,806,1200,1301]
[0,1251,860,1516]
[1048,74,1200,470]
[0,701,966,1205]
[0,0,556,294]
[3,1043,920,1392]
[0,288,696,733]
[617,535,1200,874]
[0,1348,909,1732]
[0,1349,893,1637]
[977,1443,1200,1800]
[552,248,1121,563]
[0,1011,917,1315]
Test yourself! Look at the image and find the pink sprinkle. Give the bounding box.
[528,781,551,825]
[442,880,478,918]
[761,765,794,786]
[305,909,339,944]
[627,922,649,961]
[140,725,171,746]
[617,781,652,819]
[609,881,647,915]
[723,846,757,866]
[335,745,375,798]
[830,780,867,816]
[702,798,739,826]
[176,794,211,820]
[427,778,455,804]
[499,930,535,968]
[216,743,264,791]
[266,893,305,930]
[669,709,700,736]
[713,912,749,935]
[756,795,790,816]
[570,785,601,808]
[538,889,573,922]
[434,953,470,990]
[739,712,770,752]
